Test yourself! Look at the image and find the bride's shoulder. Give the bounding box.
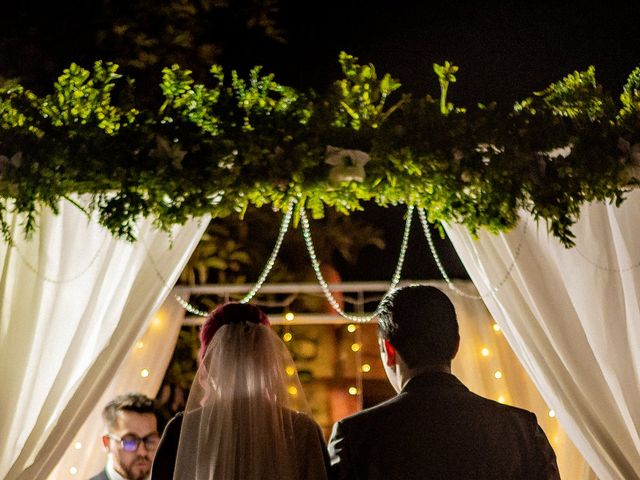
[288,409,323,435]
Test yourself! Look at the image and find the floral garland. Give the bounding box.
[1,52,639,247]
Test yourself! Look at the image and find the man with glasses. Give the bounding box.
[90,393,160,480]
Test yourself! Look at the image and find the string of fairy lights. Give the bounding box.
[173,203,527,320]
[13,198,640,294]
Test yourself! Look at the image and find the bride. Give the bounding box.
[151,302,330,479]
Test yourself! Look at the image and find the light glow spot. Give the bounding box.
[549,410,556,418]
[481,348,490,357]
[74,442,82,450]
[497,396,506,404]
[492,323,501,332]
[285,366,296,377]
[347,324,357,333]
[348,387,358,395]
[361,363,371,373]
[494,371,503,379]
[140,369,150,378]
[283,332,293,342]
[136,341,144,349]
[69,467,78,475]
[288,386,298,396]
[351,343,361,352]
[285,312,295,322]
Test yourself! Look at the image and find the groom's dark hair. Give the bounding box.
[377,285,459,368]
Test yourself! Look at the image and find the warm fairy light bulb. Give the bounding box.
[351,343,361,352]
[152,316,162,327]
[492,323,501,332]
[361,363,371,373]
[494,371,503,379]
[69,467,78,475]
[136,341,144,349]
[288,386,298,396]
[283,332,293,342]
[481,347,490,357]
[548,410,556,418]
[497,395,506,404]
[348,387,358,395]
[347,324,357,333]
[285,366,296,377]
[285,312,295,322]
[140,368,150,378]
[74,442,82,450]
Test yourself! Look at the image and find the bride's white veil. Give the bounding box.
[173,303,311,479]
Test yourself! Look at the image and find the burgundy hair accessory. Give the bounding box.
[199,302,270,360]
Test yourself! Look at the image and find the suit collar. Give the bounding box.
[401,371,469,394]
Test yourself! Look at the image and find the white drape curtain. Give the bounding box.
[0,198,208,479]
[47,291,187,480]
[445,190,640,480]
[449,285,595,480]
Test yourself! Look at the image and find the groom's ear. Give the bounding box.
[383,339,397,367]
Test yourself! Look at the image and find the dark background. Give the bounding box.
[2,0,639,281]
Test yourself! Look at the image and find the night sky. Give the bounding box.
[271,1,640,281]
[2,1,640,281]
[239,1,640,103]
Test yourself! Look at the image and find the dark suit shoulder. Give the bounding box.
[469,389,536,413]
[464,390,541,427]
[328,373,559,479]
[337,391,407,427]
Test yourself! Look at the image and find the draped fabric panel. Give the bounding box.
[46,292,187,479]
[445,190,640,480]
[0,198,208,479]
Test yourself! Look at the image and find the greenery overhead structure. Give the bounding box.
[1,52,639,247]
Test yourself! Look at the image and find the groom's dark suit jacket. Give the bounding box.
[328,372,560,479]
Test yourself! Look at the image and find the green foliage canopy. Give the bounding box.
[1,53,640,247]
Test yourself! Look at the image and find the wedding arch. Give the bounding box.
[2,53,640,479]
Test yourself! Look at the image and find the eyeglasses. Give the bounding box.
[107,433,160,452]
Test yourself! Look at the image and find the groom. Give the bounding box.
[328,285,560,479]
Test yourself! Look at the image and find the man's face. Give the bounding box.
[104,411,158,480]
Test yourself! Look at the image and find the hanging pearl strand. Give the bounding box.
[418,208,525,299]
[175,199,295,316]
[13,237,108,284]
[239,200,295,304]
[175,294,210,317]
[300,205,414,323]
